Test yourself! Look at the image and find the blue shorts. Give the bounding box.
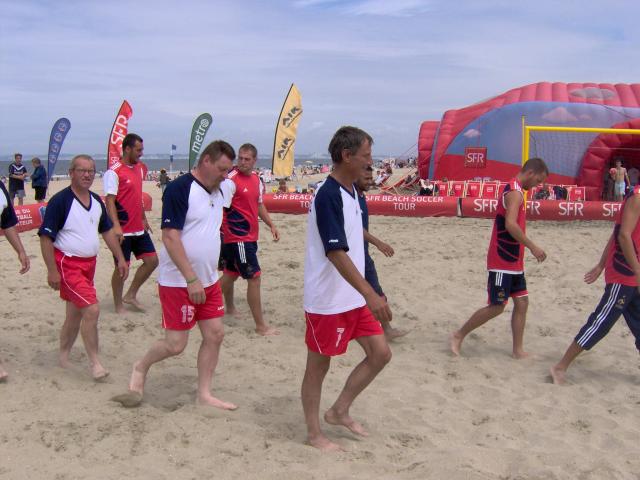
[575,283,640,351]
[364,252,384,297]
[487,271,528,305]
[116,231,156,264]
[615,181,626,196]
[222,241,261,279]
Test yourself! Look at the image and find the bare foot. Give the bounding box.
[224,307,243,319]
[0,368,8,383]
[384,327,408,340]
[114,303,127,315]
[307,434,344,452]
[197,393,238,410]
[549,365,566,385]
[59,351,72,369]
[128,361,146,395]
[450,331,463,356]
[512,350,532,360]
[255,325,280,336]
[123,295,145,312]
[91,363,110,382]
[324,408,369,437]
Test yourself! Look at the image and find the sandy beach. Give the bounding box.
[0,176,639,480]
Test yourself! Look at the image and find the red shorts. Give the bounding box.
[159,282,225,331]
[305,305,383,356]
[55,249,98,308]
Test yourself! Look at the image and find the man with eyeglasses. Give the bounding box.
[39,155,128,380]
[104,133,158,313]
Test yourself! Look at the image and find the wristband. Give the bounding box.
[186,277,199,285]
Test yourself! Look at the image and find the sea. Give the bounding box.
[0,153,399,177]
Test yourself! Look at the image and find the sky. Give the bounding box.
[2,0,640,158]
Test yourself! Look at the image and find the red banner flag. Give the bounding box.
[107,100,133,169]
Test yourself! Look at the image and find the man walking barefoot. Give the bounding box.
[117,141,237,410]
[39,155,128,380]
[450,158,548,359]
[301,127,392,451]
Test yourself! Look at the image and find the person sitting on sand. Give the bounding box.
[38,155,128,381]
[450,158,548,359]
[550,183,640,385]
[277,178,288,193]
[116,141,237,410]
[0,177,31,381]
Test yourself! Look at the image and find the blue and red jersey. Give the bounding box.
[605,185,640,286]
[487,178,526,273]
[221,168,263,243]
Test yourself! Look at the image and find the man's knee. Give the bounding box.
[166,335,188,356]
[202,322,225,345]
[488,303,506,315]
[82,304,100,321]
[369,343,392,368]
[143,255,159,269]
[513,296,529,311]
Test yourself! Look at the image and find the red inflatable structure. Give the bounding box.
[418,82,640,200]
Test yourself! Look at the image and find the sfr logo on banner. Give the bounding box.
[464,147,487,168]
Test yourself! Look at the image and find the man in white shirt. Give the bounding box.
[38,155,128,380]
[0,179,30,381]
[116,141,237,410]
[301,126,393,451]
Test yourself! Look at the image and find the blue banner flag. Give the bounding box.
[47,118,71,185]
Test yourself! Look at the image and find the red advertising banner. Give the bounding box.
[262,193,458,217]
[1,193,152,235]
[464,147,487,168]
[107,100,133,169]
[460,198,621,221]
[263,194,621,222]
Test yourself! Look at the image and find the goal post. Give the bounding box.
[521,118,640,200]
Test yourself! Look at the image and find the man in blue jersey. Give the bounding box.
[0,179,30,381]
[117,141,238,410]
[301,126,392,451]
[39,155,128,380]
[356,165,407,340]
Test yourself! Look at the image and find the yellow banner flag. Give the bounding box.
[272,83,302,178]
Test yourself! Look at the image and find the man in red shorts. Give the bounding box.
[118,141,237,410]
[220,143,280,336]
[0,177,31,381]
[39,155,128,380]
[301,126,392,451]
[104,133,158,313]
[450,158,548,359]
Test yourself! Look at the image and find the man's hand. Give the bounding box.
[187,279,206,305]
[584,264,604,284]
[47,270,61,290]
[270,225,280,242]
[529,244,546,263]
[375,241,394,257]
[117,259,129,281]
[18,251,30,274]
[364,291,392,324]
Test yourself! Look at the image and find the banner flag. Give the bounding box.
[46,118,71,185]
[170,144,176,164]
[189,113,212,169]
[107,100,133,169]
[271,83,302,178]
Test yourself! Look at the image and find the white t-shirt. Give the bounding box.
[157,174,232,287]
[303,176,366,315]
[37,187,113,257]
